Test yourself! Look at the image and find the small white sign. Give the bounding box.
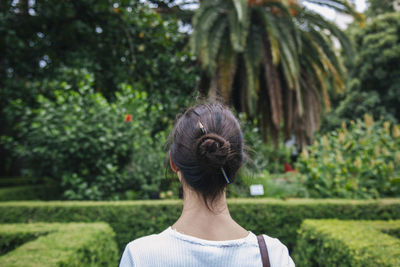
[250,184,264,196]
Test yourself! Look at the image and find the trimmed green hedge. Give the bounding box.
[294,219,400,266]
[0,185,60,201]
[0,177,34,187]
[0,223,118,266]
[0,199,399,254]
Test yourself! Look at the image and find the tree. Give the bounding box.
[365,0,397,17]
[0,0,199,176]
[190,0,361,147]
[321,11,400,132]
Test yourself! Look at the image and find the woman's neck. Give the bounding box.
[171,187,248,241]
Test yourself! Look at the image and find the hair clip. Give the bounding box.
[198,120,230,184]
[198,121,206,134]
[221,168,231,184]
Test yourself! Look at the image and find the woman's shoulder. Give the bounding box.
[261,234,295,267]
[119,229,172,267]
[125,228,170,250]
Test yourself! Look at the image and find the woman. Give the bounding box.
[119,102,295,267]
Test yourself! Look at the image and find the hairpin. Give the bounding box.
[221,167,231,184]
[198,121,206,134]
[198,121,231,184]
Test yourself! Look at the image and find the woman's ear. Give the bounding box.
[169,152,179,173]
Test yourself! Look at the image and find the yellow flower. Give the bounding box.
[370,158,375,167]
[338,132,346,143]
[354,158,362,169]
[323,135,329,148]
[341,121,347,131]
[388,161,394,171]
[337,153,343,163]
[374,146,380,157]
[383,121,390,132]
[395,152,400,164]
[302,149,309,159]
[393,125,400,138]
[323,154,329,164]
[364,114,374,128]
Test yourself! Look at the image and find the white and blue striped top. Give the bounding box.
[119,227,295,267]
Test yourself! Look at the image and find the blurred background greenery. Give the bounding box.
[0,0,399,201]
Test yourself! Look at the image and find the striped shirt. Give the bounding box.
[119,227,295,267]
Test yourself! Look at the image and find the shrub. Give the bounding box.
[296,115,400,198]
[0,0,199,177]
[3,73,168,200]
[294,219,400,266]
[227,171,308,199]
[0,185,60,201]
[1,199,399,254]
[0,177,35,187]
[0,222,118,266]
[240,114,292,174]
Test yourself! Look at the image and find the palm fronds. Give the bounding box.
[191,0,359,146]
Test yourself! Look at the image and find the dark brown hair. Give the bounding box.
[169,102,244,207]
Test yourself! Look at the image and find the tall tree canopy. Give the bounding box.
[0,0,199,175]
[190,0,362,146]
[365,0,398,17]
[320,11,400,133]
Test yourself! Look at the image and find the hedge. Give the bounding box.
[0,185,60,201]
[0,199,399,254]
[0,177,34,187]
[294,219,400,266]
[0,222,118,266]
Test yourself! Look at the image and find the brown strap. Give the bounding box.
[257,235,271,267]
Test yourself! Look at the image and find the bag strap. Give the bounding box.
[257,235,271,267]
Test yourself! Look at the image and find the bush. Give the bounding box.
[0,222,118,266]
[0,177,35,187]
[2,72,168,200]
[1,199,399,254]
[0,185,60,201]
[294,219,400,266]
[0,0,199,177]
[227,171,308,199]
[296,115,400,198]
[240,114,292,174]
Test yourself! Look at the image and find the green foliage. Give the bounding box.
[0,177,35,187]
[240,114,292,174]
[2,72,169,200]
[226,115,302,198]
[321,12,400,132]
[296,115,400,199]
[227,114,308,198]
[0,0,199,176]
[0,223,118,267]
[365,0,396,17]
[1,199,399,254]
[191,0,359,146]
[352,12,400,120]
[228,171,308,199]
[0,0,196,98]
[0,185,60,201]
[294,219,400,266]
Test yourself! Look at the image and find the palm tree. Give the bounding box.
[191,0,363,147]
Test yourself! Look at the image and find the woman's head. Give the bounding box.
[169,102,244,206]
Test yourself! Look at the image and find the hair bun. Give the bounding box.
[196,133,230,168]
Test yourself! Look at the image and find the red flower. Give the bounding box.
[284,162,295,173]
[125,114,132,122]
